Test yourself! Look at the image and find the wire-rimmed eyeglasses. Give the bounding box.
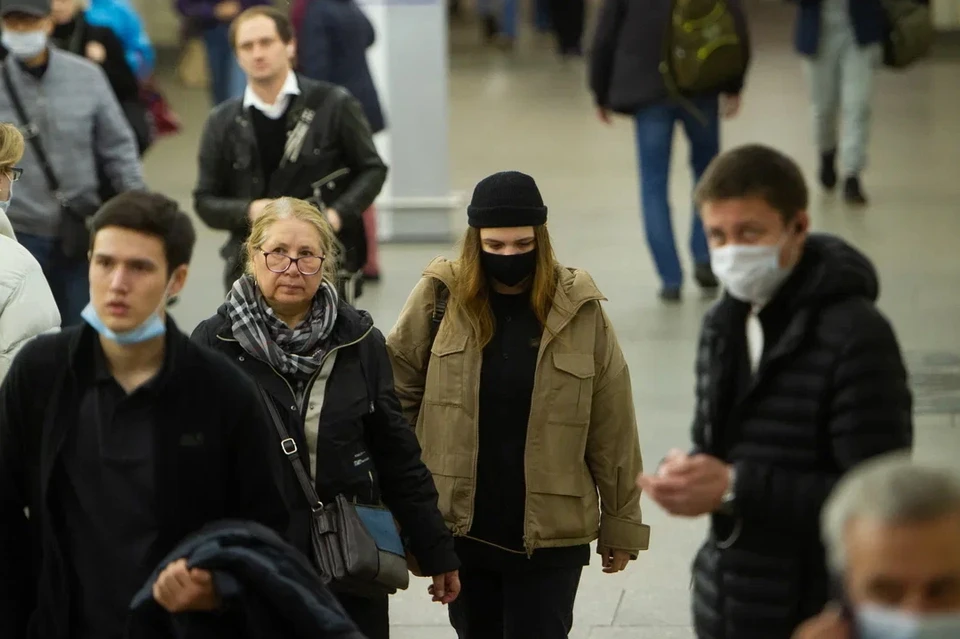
[5,167,22,182]
[262,251,325,276]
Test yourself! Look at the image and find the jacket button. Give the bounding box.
[290,405,296,411]
[313,148,320,155]
[309,403,316,410]
[238,356,245,362]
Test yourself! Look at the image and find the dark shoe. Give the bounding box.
[694,263,719,290]
[482,15,499,43]
[819,150,838,190]
[660,287,681,303]
[843,176,868,206]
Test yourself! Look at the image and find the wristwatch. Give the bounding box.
[719,466,737,515]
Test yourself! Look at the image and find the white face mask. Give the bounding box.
[1,30,48,60]
[709,237,793,305]
[0,181,12,214]
[857,603,960,639]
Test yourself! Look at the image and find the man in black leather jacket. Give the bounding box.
[193,4,387,293]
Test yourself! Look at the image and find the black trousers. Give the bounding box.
[448,564,583,639]
[546,0,585,53]
[336,591,390,639]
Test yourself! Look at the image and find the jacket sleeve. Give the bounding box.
[732,308,913,535]
[0,344,39,637]
[328,92,387,220]
[0,256,60,385]
[365,329,459,577]
[193,109,252,233]
[588,0,626,107]
[585,304,650,555]
[385,275,438,429]
[95,28,141,104]
[93,67,145,192]
[299,3,333,82]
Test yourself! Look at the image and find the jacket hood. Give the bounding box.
[0,209,15,241]
[423,256,606,309]
[794,233,879,307]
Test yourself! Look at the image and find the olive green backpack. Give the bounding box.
[660,0,747,122]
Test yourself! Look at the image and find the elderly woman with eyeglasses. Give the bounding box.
[191,196,460,639]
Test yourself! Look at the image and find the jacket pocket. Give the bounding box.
[548,352,596,425]
[526,468,598,541]
[420,452,473,528]
[425,333,468,407]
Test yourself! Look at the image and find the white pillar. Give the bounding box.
[359,0,458,243]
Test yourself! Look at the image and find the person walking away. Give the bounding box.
[638,145,913,639]
[297,0,387,281]
[194,5,386,294]
[388,171,650,639]
[192,197,461,639]
[0,190,289,639]
[85,0,153,79]
[0,121,59,384]
[589,0,750,302]
[788,0,885,205]
[0,0,145,326]
[547,0,584,56]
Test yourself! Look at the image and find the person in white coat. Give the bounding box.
[0,122,60,384]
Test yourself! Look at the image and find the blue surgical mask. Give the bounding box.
[81,284,172,345]
[1,30,49,60]
[857,604,960,639]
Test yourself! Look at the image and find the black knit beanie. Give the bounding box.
[467,171,547,228]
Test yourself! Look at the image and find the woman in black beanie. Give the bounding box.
[387,171,650,638]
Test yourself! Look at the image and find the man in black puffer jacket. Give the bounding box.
[639,144,913,639]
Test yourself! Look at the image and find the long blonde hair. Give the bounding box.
[0,123,25,172]
[450,225,559,349]
[244,197,340,283]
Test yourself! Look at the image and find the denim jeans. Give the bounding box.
[634,96,720,290]
[202,23,246,106]
[17,232,89,327]
[477,0,517,38]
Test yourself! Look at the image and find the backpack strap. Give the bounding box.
[429,279,449,349]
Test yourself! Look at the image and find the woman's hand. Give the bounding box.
[427,570,461,604]
[152,559,221,613]
[599,547,633,574]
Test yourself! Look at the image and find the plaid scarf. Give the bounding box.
[225,275,339,379]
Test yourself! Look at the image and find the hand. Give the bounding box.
[596,106,613,124]
[638,453,731,518]
[325,208,342,232]
[427,570,461,605]
[152,559,221,613]
[85,41,106,63]
[721,93,741,119]
[792,607,851,639]
[599,547,632,574]
[247,198,271,222]
[213,0,242,21]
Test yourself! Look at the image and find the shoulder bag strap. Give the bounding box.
[2,64,64,203]
[429,280,449,347]
[256,384,325,510]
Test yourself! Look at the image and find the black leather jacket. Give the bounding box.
[194,75,387,289]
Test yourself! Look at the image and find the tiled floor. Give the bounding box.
[146,1,960,636]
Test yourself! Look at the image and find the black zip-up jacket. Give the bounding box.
[193,75,387,287]
[0,319,289,639]
[690,234,913,639]
[191,301,460,578]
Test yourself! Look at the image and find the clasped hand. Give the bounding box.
[638,449,731,518]
[153,558,221,613]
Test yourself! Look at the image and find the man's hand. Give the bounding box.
[214,0,242,21]
[721,93,742,119]
[599,547,632,574]
[248,198,271,222]
[427,570,461,605]
[152,559,221,613]
[638,453,731,517]
[325,208,342,233]
[596,107,613,125]
[792,607,851,639]
[85,41,106,63]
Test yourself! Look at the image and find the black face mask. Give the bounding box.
[480,250,537,287]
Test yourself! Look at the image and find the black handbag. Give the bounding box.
[256,385,410,598]
[2,64,99,260]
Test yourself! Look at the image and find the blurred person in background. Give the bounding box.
[194,5,386,294]
[794,454,960,639]
[388,171,650,639]
[589,0,750,302]
[176,0,271,105]
[0,121,59,384]
[297,0,386,282]
[546,0,583,57]
[0,0,144,326]
[788,0,885,206]
[192,197,461,639]
[85,0,153,79]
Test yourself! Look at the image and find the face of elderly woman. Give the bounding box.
[252,218,326,313]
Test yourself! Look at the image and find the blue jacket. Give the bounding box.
[128,521,366,639]
[298,0,386,133]
[791,0,886,56]
[85,0,155,78]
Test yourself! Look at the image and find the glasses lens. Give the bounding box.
[264,252,292,273]
[296,256,323,275]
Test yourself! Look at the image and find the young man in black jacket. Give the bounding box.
[0,190,289,639]
[193,4,387,295]
[638,145,913,639]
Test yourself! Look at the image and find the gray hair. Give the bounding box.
[822,452,960,572]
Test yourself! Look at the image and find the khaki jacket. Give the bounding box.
[386,257,650,555]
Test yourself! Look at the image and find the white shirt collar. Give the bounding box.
[243,71,301,120]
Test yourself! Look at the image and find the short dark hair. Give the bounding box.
[90,191,196,273]
[694,144,809,222]
[229,5,294,49]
